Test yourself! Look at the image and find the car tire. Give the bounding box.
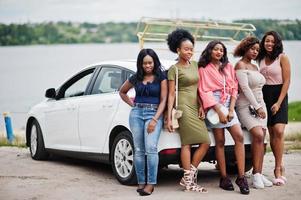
[29,120,49,160]
[111,131,137,185]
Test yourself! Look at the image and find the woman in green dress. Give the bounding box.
[166,29,210,193]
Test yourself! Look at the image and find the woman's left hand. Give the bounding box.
[227,110,234,122]
[256,107,266,119]
[271,102,280,115]
[147,119,157,133]
[198,107,205,120]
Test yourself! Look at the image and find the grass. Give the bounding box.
[0,135,27,148]
[266,141,301,152]
[284,132,301,151]
[285,132,301,141]
[265,132,301,152]
[288,101,301,121]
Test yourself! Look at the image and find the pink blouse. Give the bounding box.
[198,62,238,110]
[259,54,283,85]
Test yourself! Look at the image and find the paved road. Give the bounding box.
[0,147,300,200]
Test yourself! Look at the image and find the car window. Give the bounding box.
[64,70,94,98]
[126,71,135,79]
[91,67,123,94]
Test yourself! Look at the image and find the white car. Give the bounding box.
[26,59,253,185]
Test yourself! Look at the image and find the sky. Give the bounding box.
[0,0,300,24]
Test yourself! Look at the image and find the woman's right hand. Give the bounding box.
[217,110,228,124]
[167,119,174,133]
[256,107,266,119]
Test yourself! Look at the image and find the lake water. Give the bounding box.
[0,41,300,130]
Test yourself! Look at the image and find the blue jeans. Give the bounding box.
[129,106,163,185]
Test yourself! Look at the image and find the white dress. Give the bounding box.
[235,69,267,131]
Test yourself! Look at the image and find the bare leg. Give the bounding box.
[260,128,267,172]
[181,145,191,170]
[191,143,210,167]
[269,123,286,178]
[213,128,226,177]
[249,126,265,174]
[227,124,245,177]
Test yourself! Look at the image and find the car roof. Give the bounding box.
[86,59,177,72]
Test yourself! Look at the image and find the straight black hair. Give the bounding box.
[136,48,164,81]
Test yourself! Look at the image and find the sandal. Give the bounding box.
[180,169,191,187]
[273,167,285,186]
[273,167,286,186]
[272,178,285,186]
[280,166,287,183]
[280,176,287,183]
[180,168,208,193]
[185,185,208,193]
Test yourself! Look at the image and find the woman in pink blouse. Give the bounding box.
[198,40,249,195]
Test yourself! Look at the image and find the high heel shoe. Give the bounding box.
[280,166,287,183]
[272,167,285,186]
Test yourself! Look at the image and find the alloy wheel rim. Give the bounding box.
[30,124,37,156]
[114,138,133,178]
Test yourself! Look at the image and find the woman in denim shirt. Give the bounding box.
[119,48,167,196]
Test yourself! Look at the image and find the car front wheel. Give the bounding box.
[111,131,136,185]
[29,120,48,160]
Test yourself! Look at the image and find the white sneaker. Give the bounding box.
[252,173,264,189]
[261,174,273,187]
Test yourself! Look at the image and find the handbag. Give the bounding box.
[171,66,182,129]
[206,74,228,125]
[206,105,229,125]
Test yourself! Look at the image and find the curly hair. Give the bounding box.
[167,29,195,53]
[136,48,164,81]
[198,40,229,70]
[233,36,259,57]
[257,31,283,62]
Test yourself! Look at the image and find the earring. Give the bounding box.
[177,51,180,55]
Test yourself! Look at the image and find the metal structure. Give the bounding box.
[136,17,256,48]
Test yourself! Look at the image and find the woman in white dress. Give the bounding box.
[234,36,273,189]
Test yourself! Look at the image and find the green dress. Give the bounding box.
[168,61,210,145]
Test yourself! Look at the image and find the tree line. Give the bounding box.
[0,19,300,46]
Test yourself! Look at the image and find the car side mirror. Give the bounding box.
[45,88,56,99]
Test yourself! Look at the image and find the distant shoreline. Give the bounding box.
[1,19,301,46]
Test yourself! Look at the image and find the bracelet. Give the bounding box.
[152,117,158,123]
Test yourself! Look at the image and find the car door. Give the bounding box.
[78,66,125,153]
[44,68,95,151]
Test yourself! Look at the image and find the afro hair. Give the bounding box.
[167,29,195,53]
